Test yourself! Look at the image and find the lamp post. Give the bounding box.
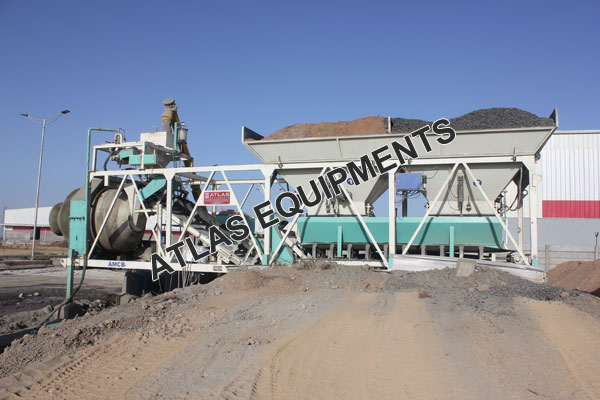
[20,109,70,260]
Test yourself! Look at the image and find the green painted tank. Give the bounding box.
[296,216,503,248]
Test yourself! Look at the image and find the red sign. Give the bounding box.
[204,190,231,205]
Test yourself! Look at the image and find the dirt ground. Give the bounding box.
[0,266,121,335]
[0,244,67,258]
[1,262,600,399]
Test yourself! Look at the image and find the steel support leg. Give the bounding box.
[388,171,396,270]
[66,254,74,299]
[165,175,173,247]
[527,159,539,266]
[262,170,272,265]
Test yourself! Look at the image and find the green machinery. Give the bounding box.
[50,102,557,302]
[243,110,557,268]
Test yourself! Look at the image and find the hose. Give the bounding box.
[103,149,119,171]
[507,166,527,212]
[34,258,88,330]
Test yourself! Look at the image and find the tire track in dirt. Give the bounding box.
[425,298,572,400]
[1,292,254,400]
[524,299,600,400]
[15,333,188,399]
[125,290,350,400]
[252,292,466,400]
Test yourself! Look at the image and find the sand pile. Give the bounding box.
[547,259,600,296]
[264,116,386,140]
[263,108,555,140]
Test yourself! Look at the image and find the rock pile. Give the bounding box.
[263,108,555,140]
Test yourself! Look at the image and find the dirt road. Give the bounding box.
[2,264,600,399]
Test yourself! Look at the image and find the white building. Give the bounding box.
[504,130,600,248]
[2,207,63,245]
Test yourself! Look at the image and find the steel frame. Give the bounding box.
[79,163,275,273]
[391,157,539,269]
[68,138,541,275]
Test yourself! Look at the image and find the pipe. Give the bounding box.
[36,127,119,328]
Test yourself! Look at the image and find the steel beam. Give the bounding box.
[403,163,460,255]
[462,163,530,266]
[388,169,397,269]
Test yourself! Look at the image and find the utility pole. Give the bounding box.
[21,109,70,260]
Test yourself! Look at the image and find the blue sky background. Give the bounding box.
[1,0,598,219]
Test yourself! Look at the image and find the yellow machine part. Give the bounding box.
[162,109,202,200]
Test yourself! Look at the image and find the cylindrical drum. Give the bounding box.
[90,187,146,253]
[50,184,147,254]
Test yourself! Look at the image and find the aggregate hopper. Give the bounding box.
[242,112,556,259]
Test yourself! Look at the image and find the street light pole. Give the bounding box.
[21,110,70,260]
[31,118,47,261]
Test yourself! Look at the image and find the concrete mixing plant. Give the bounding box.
[50,100,557,301]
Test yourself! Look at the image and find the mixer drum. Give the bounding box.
[50,185,146,254]
[91,187,146,253]
[54,187,84,241]
[49,202,63,236]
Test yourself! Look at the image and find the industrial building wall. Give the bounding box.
[541,131,600,218]
[3,207,52,227]
[506,218,599,270]
[505,130,600,222]
[1,207,62,245]
[507,218,599,247]
[2,227,63,245]
[3,227,31,244]
[39,228,63,244]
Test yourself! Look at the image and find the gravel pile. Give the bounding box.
[391,107,555,133]
[383,266,562,301]
[449,108,555,131]
[383,266,576,317]
[388,117,431,133]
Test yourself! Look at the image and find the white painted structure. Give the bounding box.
[506,130,600,219]
[541,130,600,218]
[2,207,61,244]
[4,207,52,226]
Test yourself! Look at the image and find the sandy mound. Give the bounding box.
[547,260,600,296]
[3,263,600,399]
[264,116,387,140]
[211,268,306,292]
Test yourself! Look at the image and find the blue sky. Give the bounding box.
[1,0,598,217]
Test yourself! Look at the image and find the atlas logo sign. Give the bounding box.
[204,190,231,205]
